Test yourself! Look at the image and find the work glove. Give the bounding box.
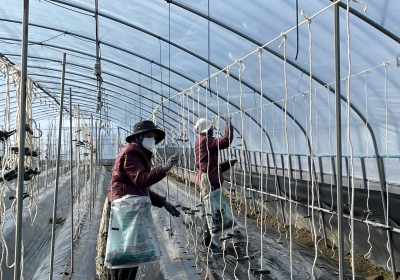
[162,154,179,172]
[162,200,180,217]
[229,158,238,167]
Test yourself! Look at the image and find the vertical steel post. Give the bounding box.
[331,156,337,186]
[69,88,74,273]
[49,53,66,280]
[90,115,93,220]
[288,154,293,179]
[161,98,172,235]
[334,3,345,279]
[298,155,303,180]
[265,153,270,175]
[38,123,41,193]
[360,158,367,189]
[76,107,80,199]
[318,157,324,183]
[46,133,49,188]
[14,0,30,277]
[95,120,98,198]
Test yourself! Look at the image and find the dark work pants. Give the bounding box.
[113,267,138,280]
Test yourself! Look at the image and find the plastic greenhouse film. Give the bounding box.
[104,195,161,269]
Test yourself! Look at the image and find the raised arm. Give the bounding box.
[209,124,234,152]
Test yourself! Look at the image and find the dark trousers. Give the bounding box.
[113,267,138,280]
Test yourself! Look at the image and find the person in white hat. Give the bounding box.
[194,116,237,248]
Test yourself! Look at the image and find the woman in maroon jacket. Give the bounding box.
[107,120,180,280]
[194,117,237,247]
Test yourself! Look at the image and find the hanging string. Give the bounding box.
[363,70,373,260]
[281,30,293,279]
[345,2,356,278]
[327,84,337,258]
[157,0,341,105]
[300,10,318,278]
[384,61,392,271]
[258,48,266,276]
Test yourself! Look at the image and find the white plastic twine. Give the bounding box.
[293,98,300,240]
[213,72,229,278]
[240,60,251,279]
[224,67,240,278]
[327,85,337,258]
[157,1,341,106]
[282,28,293,278]
[384,61,392,272]
[258,47,265,275]
[364,70,373,260]
[345,2,356,278]
[203,78,213,279]
[300,10,317,279]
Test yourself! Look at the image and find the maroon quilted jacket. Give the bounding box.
[107,142,167,207]
[195,124,234,186]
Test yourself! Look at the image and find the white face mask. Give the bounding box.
[142,137,156,151]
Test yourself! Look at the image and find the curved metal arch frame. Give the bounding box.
[19,72,247,150]
[0,19,304,157]
[16,0,390,167]
[23,67,243,138]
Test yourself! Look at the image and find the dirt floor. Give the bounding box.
[168,172,398,280]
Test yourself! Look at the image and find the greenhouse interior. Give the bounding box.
[0,0,400,279]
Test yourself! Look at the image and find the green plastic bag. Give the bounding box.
[104,195,161,269]
[203,188,233,234]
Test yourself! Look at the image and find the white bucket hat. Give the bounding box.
[194,118,213,134]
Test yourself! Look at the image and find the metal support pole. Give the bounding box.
[76,107,80,199]
[90,115,93,220]
[360,157,367,190]
[318,157,324,183]
[298,155,303,180]
[334,3,345,278]
[49,52,66,280]
[331,156,337,186]
[161,97,172,235]
[46,133,49,188]
[265,153,270,175]
[288,154,293,179]
[38,123,41,193]
[14,0,30,277]
[95,120,98,198]
[69,88,74,273]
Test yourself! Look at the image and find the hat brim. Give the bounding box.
[126,128,166,144]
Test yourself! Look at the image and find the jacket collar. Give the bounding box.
[129,142,153,158]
